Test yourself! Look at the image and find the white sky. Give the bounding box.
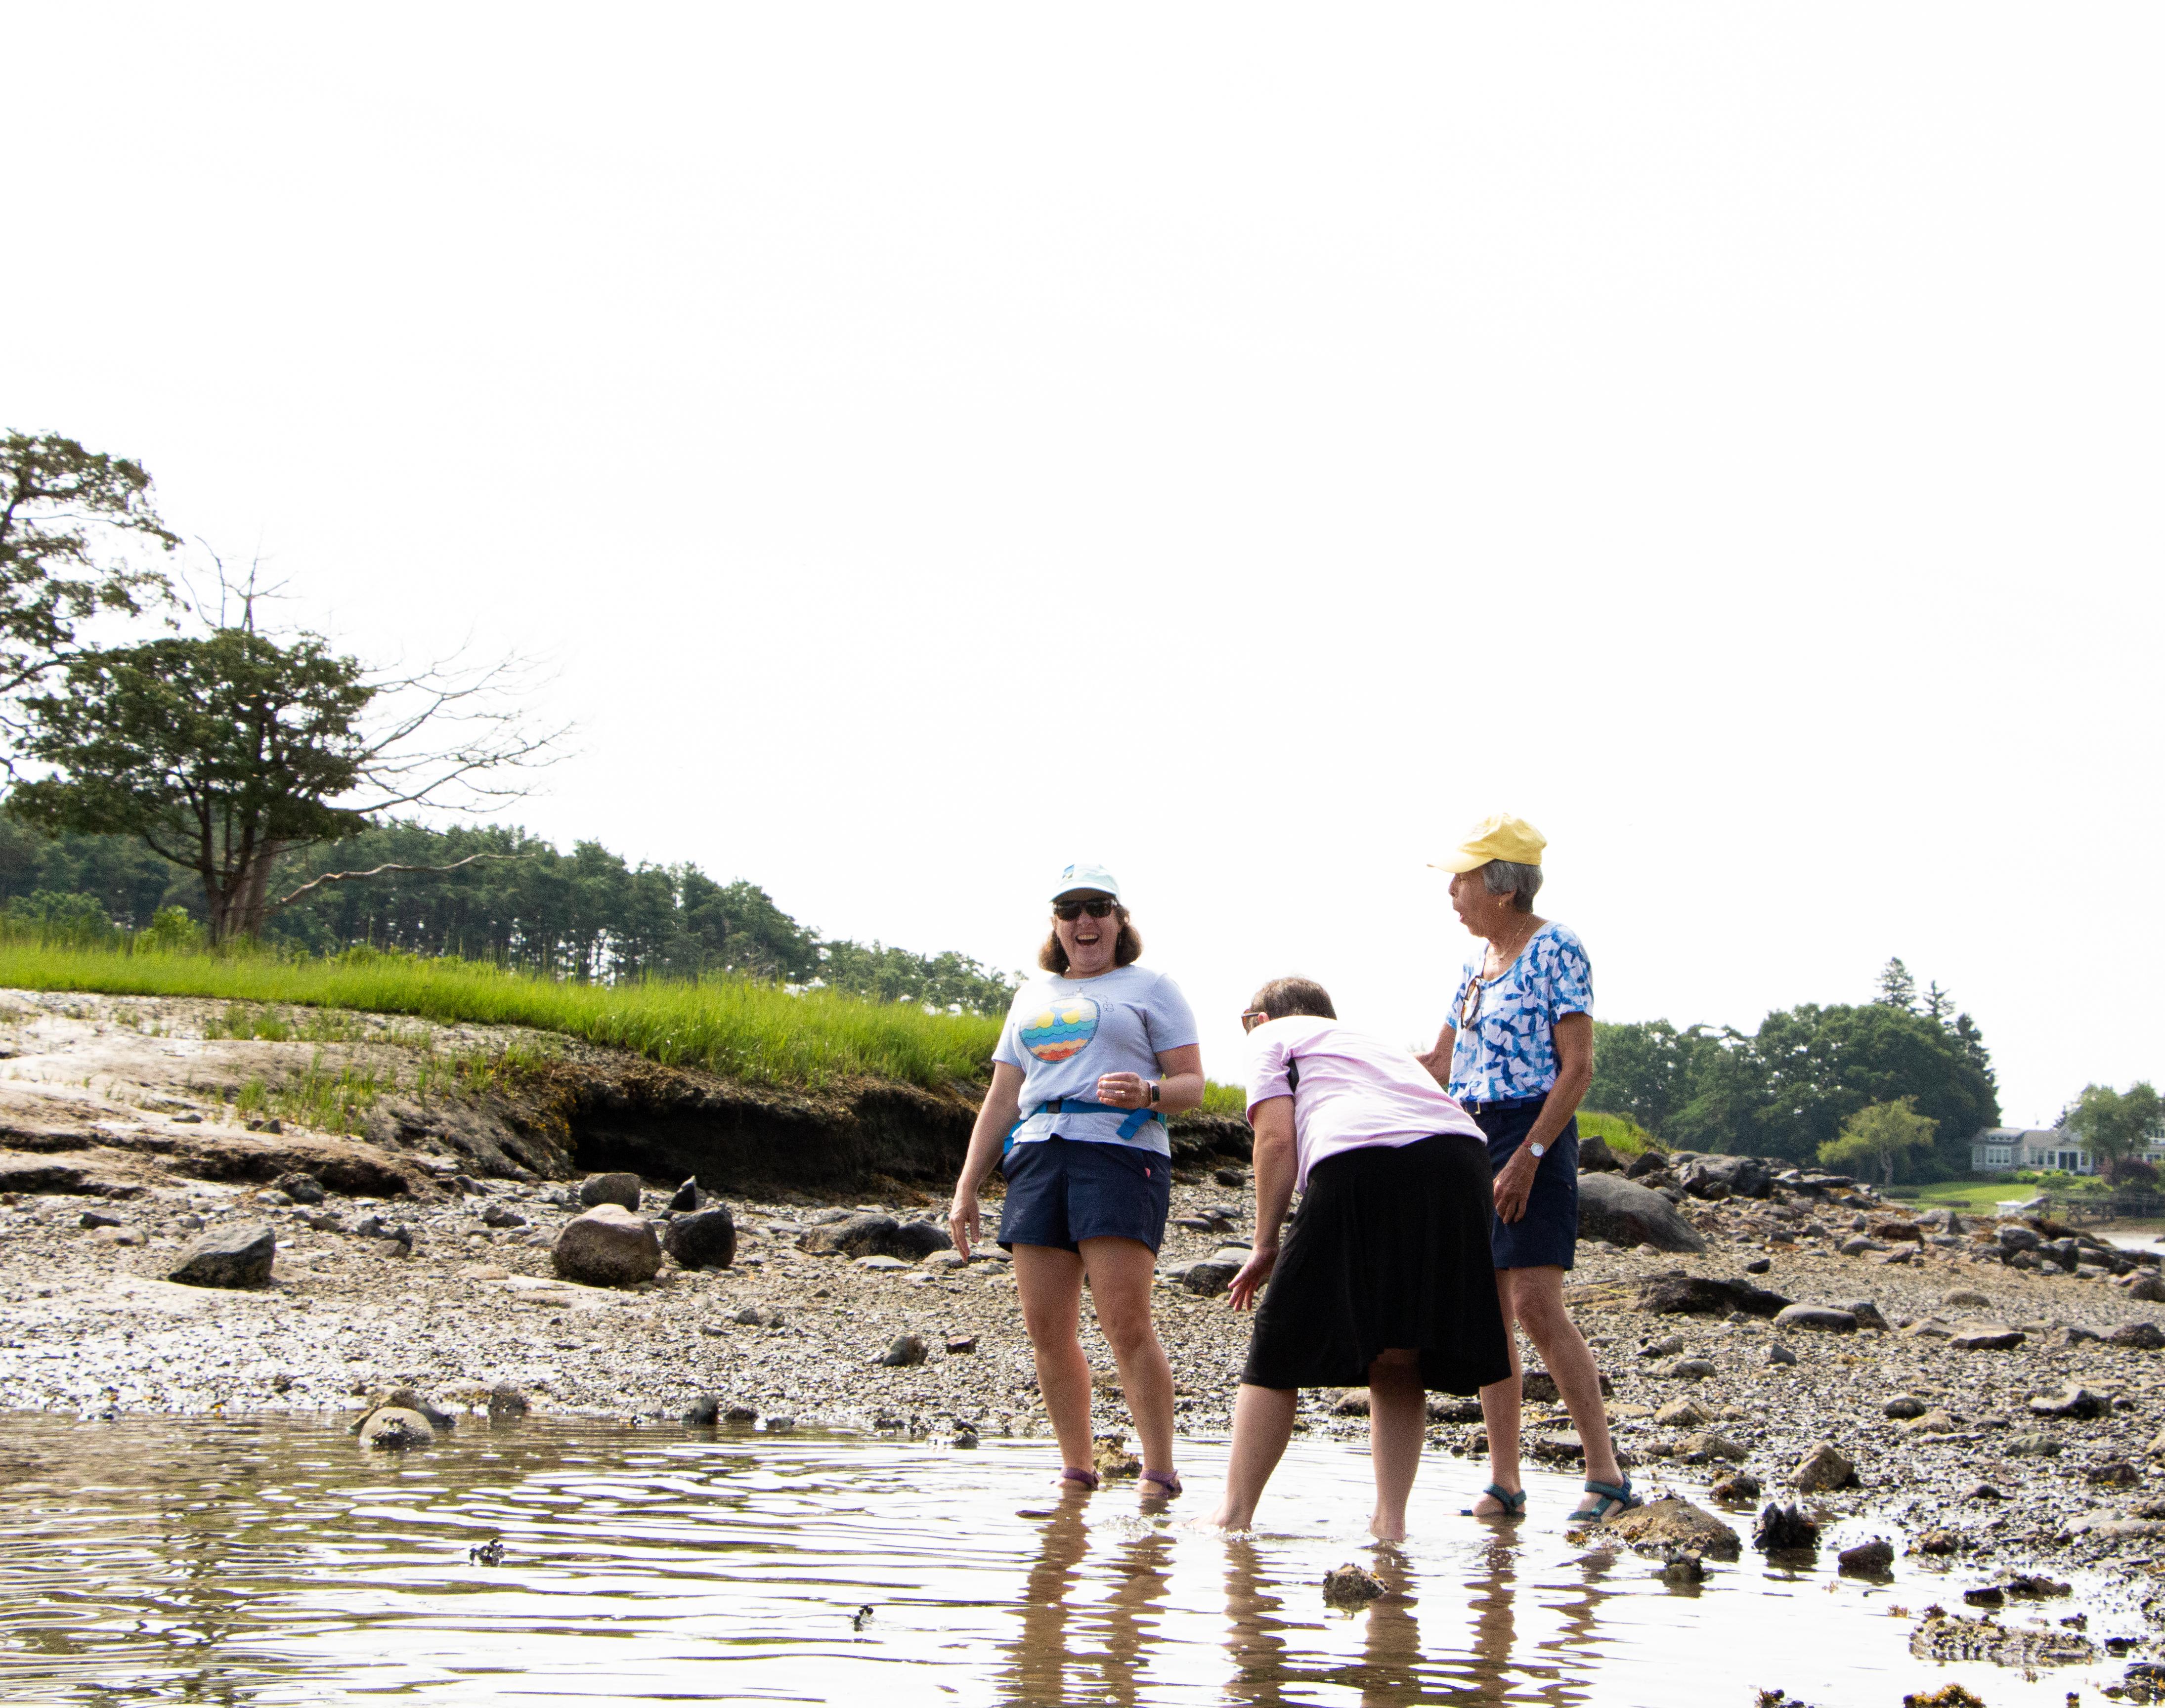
[8,6,2160,1127]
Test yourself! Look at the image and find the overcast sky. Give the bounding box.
[9,6,2160,1126]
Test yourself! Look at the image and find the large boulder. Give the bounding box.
[1637,1272,1791,1317]
[578,1172,644,1211]
[168,1223,277,1289]
[1576,1134,1623,1173]
[1578,1173,1707,1253]
[663,1205,737,1270]
[553,1204,662,1286]
[800,1214,953,1261]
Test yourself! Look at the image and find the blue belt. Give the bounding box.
[1006,1098,1166,1152]
[1462,1092,1547,1114]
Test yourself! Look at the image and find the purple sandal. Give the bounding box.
[1140,1469,1183,1497]
[1059,1467,1102,1492]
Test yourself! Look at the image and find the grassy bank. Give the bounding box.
[1886,1179,2043,1212]
[0,941,1003,1091]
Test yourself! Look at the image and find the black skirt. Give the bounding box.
[1241,1134,1513,1393]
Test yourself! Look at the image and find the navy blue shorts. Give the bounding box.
[1471,1096,1579,1271]
[996,1137,1171,1254]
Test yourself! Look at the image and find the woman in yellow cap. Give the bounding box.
[1416,814,1638,1524]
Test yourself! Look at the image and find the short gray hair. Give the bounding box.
[1480,858,1543,913]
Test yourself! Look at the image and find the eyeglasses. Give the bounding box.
[1053,897,1117,921]
[1240,1009,1268,1032]
[1459,978,1485,1026]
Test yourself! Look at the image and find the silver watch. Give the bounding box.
[1527,1141,1547,1159]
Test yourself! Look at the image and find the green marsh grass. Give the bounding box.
[1576,1110,1657,1156]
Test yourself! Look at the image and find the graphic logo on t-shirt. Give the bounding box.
[1019,997,1100,1063]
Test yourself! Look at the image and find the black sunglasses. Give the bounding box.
[1053,897,1117,921]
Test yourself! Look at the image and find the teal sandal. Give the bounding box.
[1569,1478,1643,1523]
[1462,1483,1527,1518]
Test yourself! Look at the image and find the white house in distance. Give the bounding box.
[1969,1127,2165,1175]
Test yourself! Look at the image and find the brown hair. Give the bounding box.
[1248,976,1336,1021]
[1039,906,1143,974]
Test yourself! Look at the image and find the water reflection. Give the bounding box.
[0,1412,2097,1707]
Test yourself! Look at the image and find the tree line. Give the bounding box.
[1587,958,2001,1180]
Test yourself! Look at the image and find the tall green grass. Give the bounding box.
[1576,1110,1657,1156]
[0,941,1003,1090]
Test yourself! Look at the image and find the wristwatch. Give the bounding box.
[1527,1141,1547,1159]
[1148,1080,1161,1106]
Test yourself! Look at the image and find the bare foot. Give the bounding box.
[1369,1514,1408,1542]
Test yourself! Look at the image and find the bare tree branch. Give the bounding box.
[271,850,520,910]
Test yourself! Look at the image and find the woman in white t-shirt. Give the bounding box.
[1210,976,1512,1538]
[948,863,1204,1499]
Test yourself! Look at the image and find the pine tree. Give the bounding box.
[1875,957,1917,1013]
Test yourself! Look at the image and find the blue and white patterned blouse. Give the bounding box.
[1447,922,1594,1103]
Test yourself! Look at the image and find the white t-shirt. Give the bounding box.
[994,964,1199,1155]
[1245,1015,1484,1191]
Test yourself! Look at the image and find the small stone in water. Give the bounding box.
[1754,1503,1818,1550]
[1322,1562,1385,1606]
[724,1405,758,1424]
[1837,1537,1895,1576]
[682,1394,722,1426]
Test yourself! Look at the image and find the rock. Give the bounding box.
[1180,1260,1240,1297]
[274,1172,327,1205]
[1868,1220,1921,1242]
[879,1334,928,1367]
[1429,1397,1484,1424]
[799,1214,952,1261]
[1902,1411,1958,1438]
[1837,1537,1895,1576]
[1577,1134,1622,1172]
[1754,1502,1819,1550]
[358,1407,435,1449]
[682,1394,721,1426]
[1708,1472,1762,1502]
[2110,1322,2165,1350]
[1579,1175,1706,1252]
[1766,1342,1797,1366]
[2006,1432,2062,1456]
[1950,1322,2026,1351]
[1841,1299,1891,1332]
[668,1178,701,1213]
[1681,1155,1774,1199]
[1910,1611,2095,1668]
[1884,1394,1926,1420]
[2029,1384,2108,1420]
[1967,1483,2005,1500]
[1623,1148,1669,1179]
[2128,1273,2165,1304]
[352,1386,455,1432]
[1942,1288,1992,1309]
[1322,1562,1386,1607]
[1680,1432,1750,1464]
[1742,1257,1771,1274]
[734,1306,781,1328]
[1962,1585,2004,1608]
[1212,1166,1250,1187]
[1595,1495,1741,1561]
[1657,1550,1704,1585]
[551,1205,662,1287]
[168,1223,277,1289]
[1637,1273,1788,1317]
[765,1416,796,1432]
[1914,1529,1959,1555]
[1523,1367,1611,1404]
[945,1334,976,1355]
[578,1172,643,1211]
[1655,1397,1715,1429]
[79,1208,124,1229]
[1997,1225,2041,1253]
[1092,1437,1140,1479]
[1773,1305,1857,1334]
[1791,1442,1856,1494]
[2089,1459,2141,1487]
[1638,1334,1686,1358]
[1330,1388,1372,1416]
[480,1203,526,1228]
[724,1404,758,1424]
[1661,1358,1719,1381]
[663,1205,737,1270]
[486,1382,529,1422]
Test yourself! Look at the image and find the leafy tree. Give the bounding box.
[1819,1096,1938,1184]
[1876,957,1917,1013]
[2062,1082,2164,1174]
[0,432,176,718]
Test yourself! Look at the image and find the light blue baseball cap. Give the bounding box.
[1051,861,1121,901]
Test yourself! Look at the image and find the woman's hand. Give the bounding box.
[1094,1071,1154,1110]
[1492,1149,1540,1223]
[1226,1242,1279,1311]
[949,1188,982,1260]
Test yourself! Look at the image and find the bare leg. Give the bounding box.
[1507,1265,1624,1493]
[1079,1236,1177,1480]
[1211,1383,1297,1530]
[1012,1243,1093,1474]
[1367,1349,1427,1541]
[1473,1270,1525,1516]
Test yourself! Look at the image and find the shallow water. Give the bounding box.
[0,1412,2130,1706]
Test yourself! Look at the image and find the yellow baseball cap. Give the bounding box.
[1429,813,1546,873]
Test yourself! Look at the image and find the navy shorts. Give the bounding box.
[1470,1096,1579,1271]
[996,1137,1172,1254]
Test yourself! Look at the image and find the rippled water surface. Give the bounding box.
[0,1412,2120,1705]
